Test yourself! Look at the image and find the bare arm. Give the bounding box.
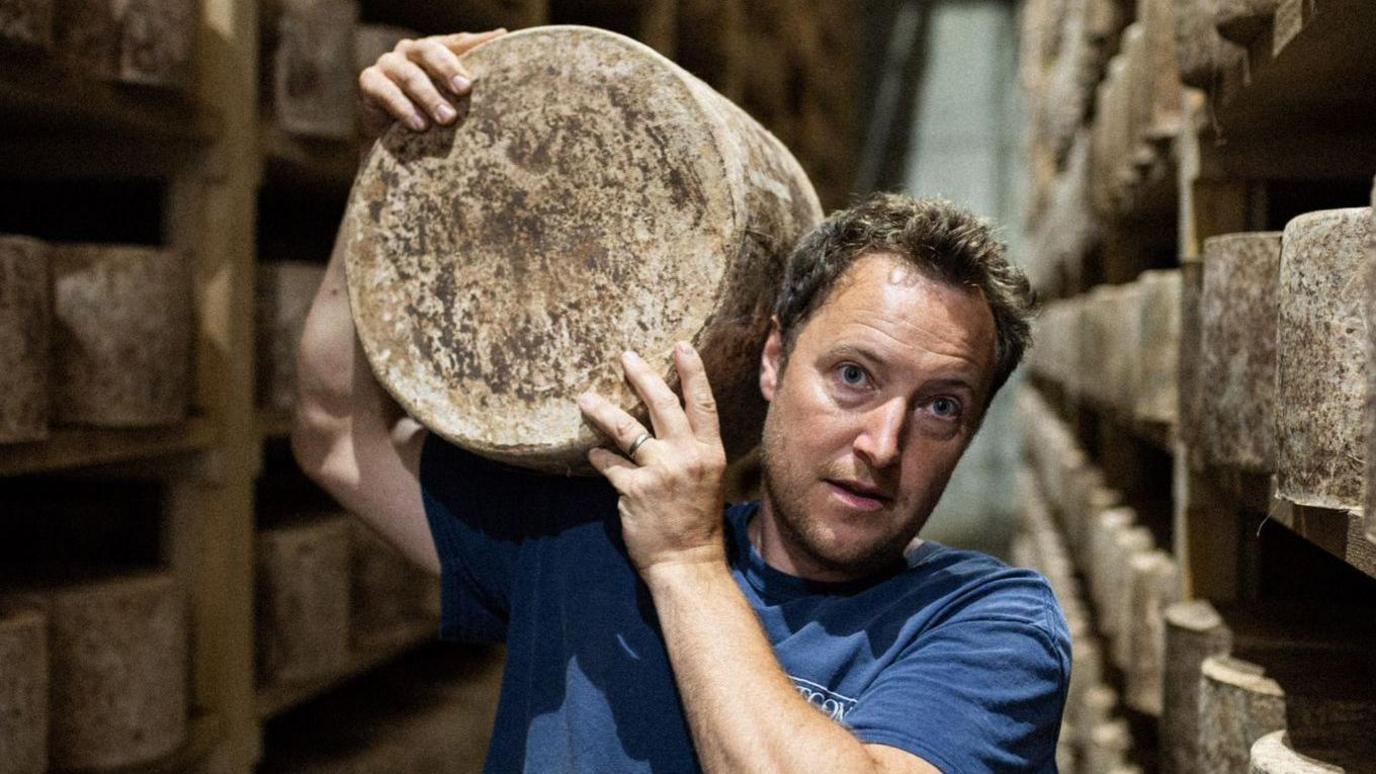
[291,29,507,573]
[291,221,437,572]
[578,347,940,773]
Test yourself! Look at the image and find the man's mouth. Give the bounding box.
[825,479,892,511]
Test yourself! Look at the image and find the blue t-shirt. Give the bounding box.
[421,435,1070,773]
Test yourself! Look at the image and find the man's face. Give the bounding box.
[756,252,997,582]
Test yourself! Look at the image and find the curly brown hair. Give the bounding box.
[773,192,1036,406]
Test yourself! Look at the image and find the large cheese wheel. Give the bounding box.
[0,235,50,443]
[1276,209,1372,511]
[4,572,187,770]
[256,515,351,685]
[344,26,822,472]
[1163,601,1232,774]
[272,0,358,139]
[1199,655,1287,774]
[55,0,197,88]
[1200,232,1283,472]
[1085,718,1132,773]
[50,244,193,427]
[1125,550,1181,716]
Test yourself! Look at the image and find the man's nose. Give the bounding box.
[854,398,906,469]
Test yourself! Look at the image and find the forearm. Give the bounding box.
[645,562,887,774]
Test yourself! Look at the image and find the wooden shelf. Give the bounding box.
[1210,0,1376,172]
[0,418,217,477]
[1269,496,1376,581]
[0,50,220,145]
[255,619,440,720]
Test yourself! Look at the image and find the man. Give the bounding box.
[294,30,1068,773]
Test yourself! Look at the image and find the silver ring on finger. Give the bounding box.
[626,432,653,460]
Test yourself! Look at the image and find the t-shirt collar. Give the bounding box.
[725,501,938,602]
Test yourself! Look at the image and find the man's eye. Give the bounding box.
[931,397,962,419]
[839,364,867,386]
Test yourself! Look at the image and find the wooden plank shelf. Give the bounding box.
[1210,0,1376,167]
[0,51,220,145]
[0,418,217,477]
[255,619,440,720]
[1269,496,1376,581]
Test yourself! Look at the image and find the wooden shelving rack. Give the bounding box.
[3,1,865,770]
[1018,0,1376,768]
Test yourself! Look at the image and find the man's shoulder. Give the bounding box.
[900,541,1066,636]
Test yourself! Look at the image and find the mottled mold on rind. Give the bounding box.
[50,244,193,427]
[0,606,48,774]
[345,26,821,472]
[1200,232,1283,472]
[0,235,51,443]
[1276,209,1372,511]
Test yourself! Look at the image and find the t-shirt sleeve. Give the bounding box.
[419,432,617,644]
[843,575,1071,773]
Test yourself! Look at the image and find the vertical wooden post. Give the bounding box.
[175,0,262,768]
[1174,91,1251,601]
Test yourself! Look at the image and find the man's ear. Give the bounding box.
[760,318,783,403]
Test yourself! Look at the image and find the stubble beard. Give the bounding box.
[758,423,919,580]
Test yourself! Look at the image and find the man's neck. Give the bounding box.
[750,498,921,584]
[750,499,855,583]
